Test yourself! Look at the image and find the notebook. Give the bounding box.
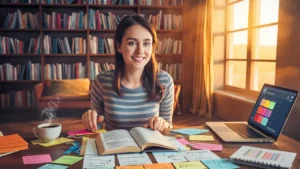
[206,84,298,142]
[0,134,28,153]
[229,146,297,169]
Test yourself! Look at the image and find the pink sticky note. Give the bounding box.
[23,154,52,164]
[190,142,222,151]
[177,138,190,145]
[67,129,94,136]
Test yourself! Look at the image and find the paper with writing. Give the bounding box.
[52,155,83,165]
[190,142,222,151]
[183,150,220,161]
[189,135,214,141]
[173,161,207,169]
[31,137,74,147]
[152,152,187,163]
[117,152,152,166]
[37,164,68,169]
[177,138,190,145]
[23,154,52,164]
[116,166,144,169]
[82,155,114,168]
[85,139,98,155]
[201,159,240,169]
[171,129,209,135]
[144,163,175,169]
[101,130,139,150]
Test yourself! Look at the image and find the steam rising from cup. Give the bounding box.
[41,96,60,122]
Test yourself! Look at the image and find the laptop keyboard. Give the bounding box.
[225,123,265,139]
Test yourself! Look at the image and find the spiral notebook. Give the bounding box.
[229,146,296,169]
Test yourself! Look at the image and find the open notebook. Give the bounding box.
[229,146,297,169]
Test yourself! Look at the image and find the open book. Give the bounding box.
[95,127,178,155]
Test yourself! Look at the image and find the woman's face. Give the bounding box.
[117,24,153,71]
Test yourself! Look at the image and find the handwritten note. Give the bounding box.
[190,142,222,151]
[177,138,190,145]
[23,154,52,164]
[83,155,114,168]
[183,150,220,161]
[201,159,240,169]
[116,166,144,169]
[117,153,152,166]
[52,155,83,165]
[144,163,175,169]
[31,137,74,147]
[189,135,214,141]
[171,129,209,135]
[38,164,68,169]
[173,161,207,169]
[152,152,187,163]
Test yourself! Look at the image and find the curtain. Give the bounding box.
[190,0,214,117]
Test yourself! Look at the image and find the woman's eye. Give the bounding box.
[144,42,151,46]
[128,41,136,46]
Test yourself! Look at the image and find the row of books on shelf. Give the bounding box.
[44,35,87,54]
[0,89,35,108]
[158,62,181,81]
[90,61,114,79]
[89,36,114,54]
[1,0,183,5]
[157,38,182,54]
[43,11,87,29]
[2,10,39,29]
[0,36,41,54]
[0,62,41,81]
[89,10,121,30]
[44,62,86,79]
[148,11,182,30]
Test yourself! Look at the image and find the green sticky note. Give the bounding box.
[52,155,83,165]
[174,161,207,169]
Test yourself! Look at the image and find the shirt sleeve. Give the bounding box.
[159,75,174,124]
[90,74,105,116]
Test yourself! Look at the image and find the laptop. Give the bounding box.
[206,84,298,142]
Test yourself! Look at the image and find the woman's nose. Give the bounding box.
[135,44,143,54]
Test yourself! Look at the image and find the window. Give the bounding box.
[213,0,279,93]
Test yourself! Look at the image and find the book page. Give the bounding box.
[129,127,176,150]
[101,129,139,150]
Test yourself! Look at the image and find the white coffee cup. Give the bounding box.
[33,123,61,143]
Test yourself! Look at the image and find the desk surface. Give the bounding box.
[0,117,299,169]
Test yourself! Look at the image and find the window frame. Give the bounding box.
[222,0,278,97]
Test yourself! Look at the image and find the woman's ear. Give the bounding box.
[117,42,122,53]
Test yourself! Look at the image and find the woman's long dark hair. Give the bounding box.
[113,15,163,101]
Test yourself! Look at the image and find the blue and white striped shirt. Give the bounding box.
[90,70,174,130]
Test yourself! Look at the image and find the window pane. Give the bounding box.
[251,62,276,91]
[214,35,225,61]
[252,26,278,60]
[226,61,247,88]
[227,31,248,59]
[214,9,225,33]
[228,0,249,30]
[254,0,279,26]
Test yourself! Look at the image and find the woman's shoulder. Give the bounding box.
[157,70,173,84]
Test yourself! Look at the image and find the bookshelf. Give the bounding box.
[0,0,185,110]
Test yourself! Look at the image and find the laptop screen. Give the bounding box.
[248,84,298,140]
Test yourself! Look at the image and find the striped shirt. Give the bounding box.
[90,70,174,130]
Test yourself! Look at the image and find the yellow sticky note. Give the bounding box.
[94,129,107,133]
[184,145,191,150]
[189,135,214,141]
[31,137,74,147]
[173,161,207,169]
[144,163,174,169]
[82,136,89,141]
[116,166,144,169]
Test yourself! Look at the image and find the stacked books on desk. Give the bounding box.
[0,134,28,156]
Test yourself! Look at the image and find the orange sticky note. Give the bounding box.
[116,166,144,169]
[144,163,174,169]
[0,134,28,153]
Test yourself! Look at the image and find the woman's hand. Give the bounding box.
[82,109,104,131]
[144,116,172,131]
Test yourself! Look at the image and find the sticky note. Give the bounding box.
[201,159,240,169]
[52,155,83,165]
[189,135,214,141]
[23,154,52,164]
[171,129,209,135]
[38,163,68,169]
[173,161,207,169]
[82,136,89,141]
[67,129,94,136]
[94,129,107,133]
[116,166,144,169]
[177,138,190,145]
[31,137,74,147]
[190,142,222,151]
[144,163,175,169]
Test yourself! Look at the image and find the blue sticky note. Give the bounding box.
[201,159,240,169]
[38,163,68,169]
[171,128,209,135]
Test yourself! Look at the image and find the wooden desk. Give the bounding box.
[0,117,299,169]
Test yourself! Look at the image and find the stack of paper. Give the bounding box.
[0,134,28,154]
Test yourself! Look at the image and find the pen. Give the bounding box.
[97,124,102,129]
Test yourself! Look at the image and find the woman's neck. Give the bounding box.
[121,67,144,89]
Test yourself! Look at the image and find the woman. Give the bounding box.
[82,15,174,131]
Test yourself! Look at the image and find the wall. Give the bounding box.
[213,0,300,141]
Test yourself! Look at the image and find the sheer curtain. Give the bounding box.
[190,0,214,117]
